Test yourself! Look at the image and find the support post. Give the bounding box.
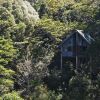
[76,55,78,70]
[61,46,63,70]
[90,56,92,78]
[76,33,79,71]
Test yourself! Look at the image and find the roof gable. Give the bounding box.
[59,30,94,47]
[76,30,93,44]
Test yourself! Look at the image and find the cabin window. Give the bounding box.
[64,46,72,52]
[68,40,71,44]
[67,46,72,51]
[66,38,73,46]
[63,46,72,52]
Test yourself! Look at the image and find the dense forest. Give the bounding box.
[0,0,100,99]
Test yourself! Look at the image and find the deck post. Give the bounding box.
[61,46,63,70]
[76,32,79,71]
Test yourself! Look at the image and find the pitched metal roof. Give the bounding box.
[59,29,94,47]
[76,30,94,44]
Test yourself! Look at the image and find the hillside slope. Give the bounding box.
[0,0,100,100]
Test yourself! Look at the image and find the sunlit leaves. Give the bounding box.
[0,37,17,65]
[36,17,68,41]
[2,92,23,100]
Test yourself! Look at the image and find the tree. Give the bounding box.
[0,37,23,99]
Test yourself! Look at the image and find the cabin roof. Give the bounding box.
[76,30,94,43]
[59,30,94,47]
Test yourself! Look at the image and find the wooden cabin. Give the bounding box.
[59,30,93,58]
[59,30,94,69]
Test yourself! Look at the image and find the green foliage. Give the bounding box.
[69,75,91,100]
[2,92,23,100]
[0,37,16,65]
[0,0,100,100]
[0,38,16,95]
[32,84,62,100]
[0,7,15,37]
[10,22,26,41]
[0,37,23,99]
[0,65,15,78]
[85,34,100,80]
[36,17,68,42]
